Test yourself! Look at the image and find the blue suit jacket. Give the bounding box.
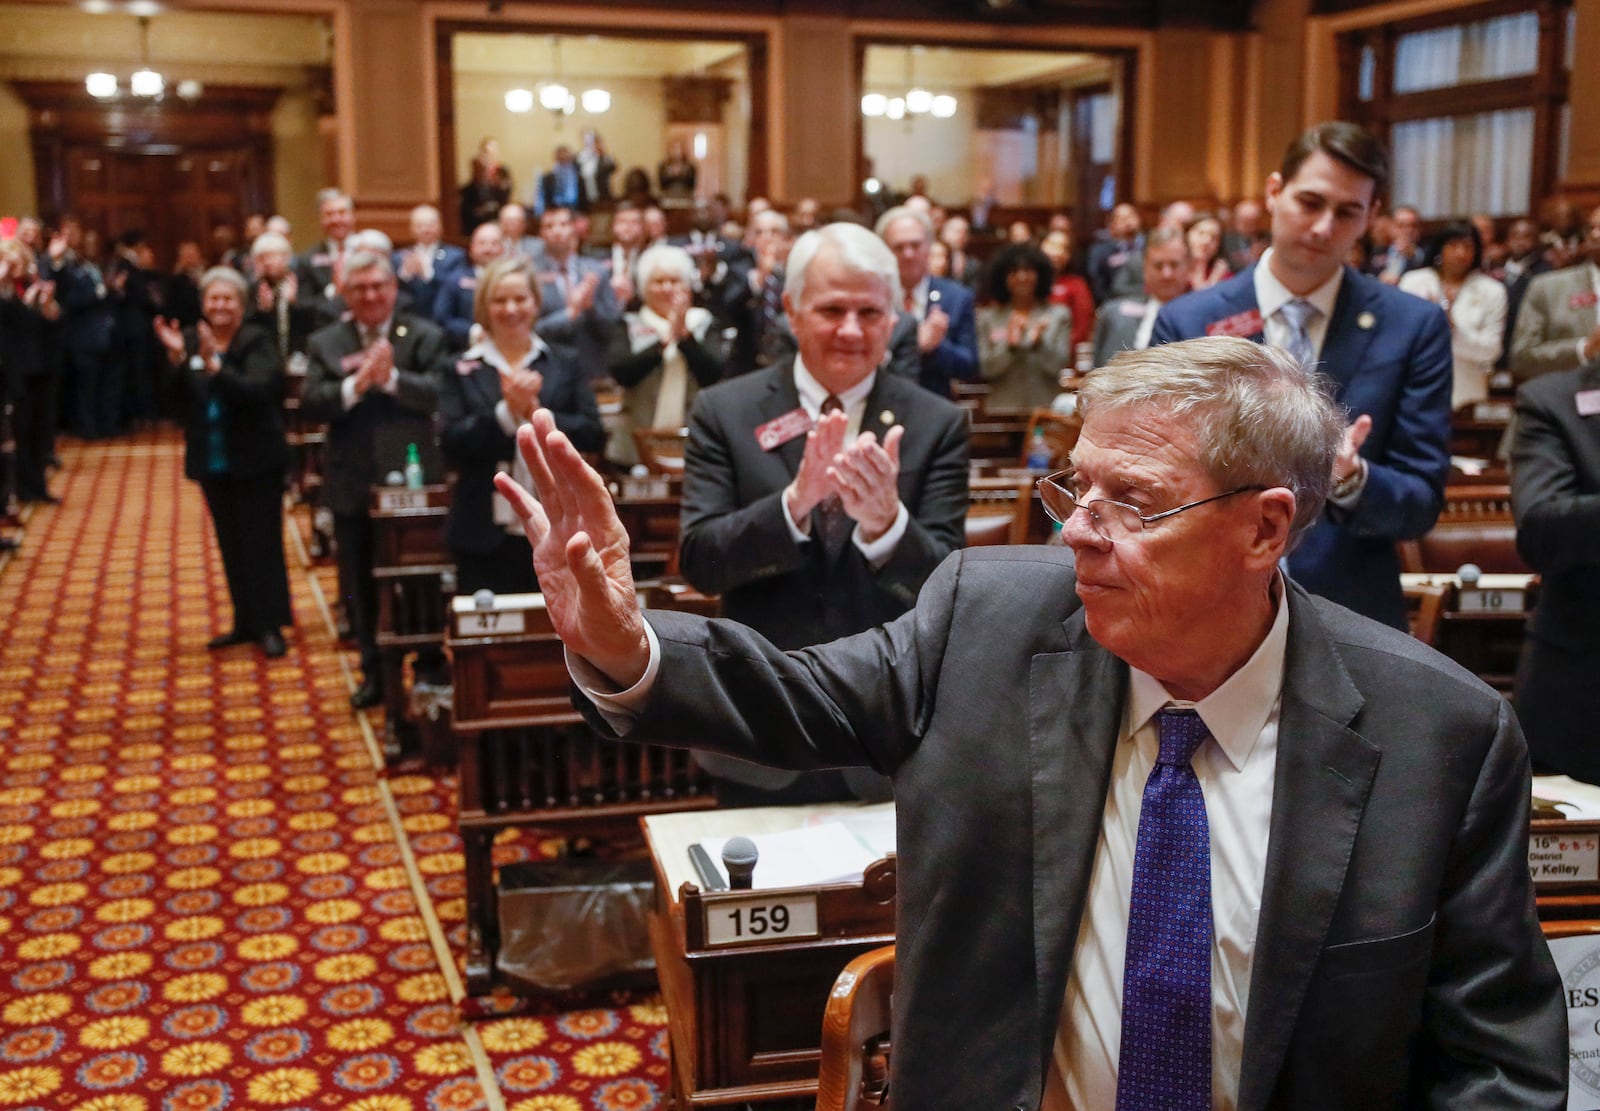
[887,276,979,396]
[1151,264,1453,628]
[432,268,480,351]
[394,243,466,322]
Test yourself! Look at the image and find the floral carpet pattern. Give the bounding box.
[0,433,670,1109]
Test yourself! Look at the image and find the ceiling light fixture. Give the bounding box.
[861,48,957,123]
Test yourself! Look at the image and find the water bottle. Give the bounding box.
[404,442,424,490]
[1026,428,1052,471]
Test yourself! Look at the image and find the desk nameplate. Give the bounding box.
[378,489,430,512]
[1532,831,1600,886]
[454,609,526,638]
[1457,587,1525,613]
[704,892,820,948]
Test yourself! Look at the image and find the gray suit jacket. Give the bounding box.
[583,548,1565,1110]
[1091,294,1153,368]
[1509,262,1599,382]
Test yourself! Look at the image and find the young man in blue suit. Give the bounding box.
[1151,121,1452,629]
[876,206,978,398]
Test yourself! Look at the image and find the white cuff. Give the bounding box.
[783,484,814,543]
[1327,457,1369,509]
[494,399,521,437]
[340,374,361,410]
[1581,338,1595,365]
[854,501,910,568]
[566,621,662,734]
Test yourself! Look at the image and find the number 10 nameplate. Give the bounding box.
[704,893,819,948]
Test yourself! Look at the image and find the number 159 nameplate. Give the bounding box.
[704,893,819,948]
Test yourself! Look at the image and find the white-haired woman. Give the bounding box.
[604,243,727,466]
[153,267,292,657]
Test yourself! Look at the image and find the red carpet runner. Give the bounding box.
[0,432,669,1110]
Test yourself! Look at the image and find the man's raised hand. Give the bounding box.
[494,410,650,688]
[783,408,848,527]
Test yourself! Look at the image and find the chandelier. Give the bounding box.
[861,48,957,120]
[504,36,610,120]
[85,16,203,101]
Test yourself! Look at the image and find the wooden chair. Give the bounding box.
[815,944,895,1111]
[1403,581,1450,647]
[1019,408,1082,472]
[965,479,1032,547]
[1399,484,1529,575]
[632,427,687,475]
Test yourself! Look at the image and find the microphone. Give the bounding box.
[722,836,758,891]
[1457,562,1482,588]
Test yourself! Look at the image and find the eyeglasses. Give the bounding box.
[1038,470,1266,544]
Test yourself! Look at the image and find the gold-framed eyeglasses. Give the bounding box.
[1037,470,1266,543]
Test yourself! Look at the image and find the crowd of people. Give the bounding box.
[3,112,1600,1107]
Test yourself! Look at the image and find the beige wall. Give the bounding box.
[272,89,324,243]
[865,98,973,203]
[0,84,35,219]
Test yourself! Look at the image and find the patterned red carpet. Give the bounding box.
[0,431,669,1110]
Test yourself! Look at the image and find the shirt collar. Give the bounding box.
[357,316,394,343]
[1124,572,1289,771]
[793,355,876,416]
[1255,247,1344,323]
[1588,261,1600,290]
[463,334,549,370]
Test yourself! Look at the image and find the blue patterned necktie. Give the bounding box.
[1116,707,1213,1111]
[1278,298,1319,368]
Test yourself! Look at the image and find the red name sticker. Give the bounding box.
[1570,290,1599,311]
[459,275,477,290]
[1119,299,1148,318]
[1206,308,1265,338]
[1576,389,1600,417]
[754,407,814,451]
[339,352,364,373]
[456,358,481,377]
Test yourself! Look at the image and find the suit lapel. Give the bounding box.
[756,364,807,476]
[1317,269,1382,394]
[1236,587,1377,1111]
[1029,612,1126,1062]
[1208,267,1267,343]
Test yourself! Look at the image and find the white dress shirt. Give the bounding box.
[1044,578,1288,1111]
[778,357,910,564]
[1254,248,1343,364]
[339,317,401,410]
[1397,268,1509,408]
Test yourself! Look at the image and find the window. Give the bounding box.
[1338,1,1570,220]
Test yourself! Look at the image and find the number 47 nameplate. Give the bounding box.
[704,893,820,948]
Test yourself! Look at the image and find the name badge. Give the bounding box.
[1119,299,1148,318]
[1577,389,1600,417]
[459,275,477,290]
[1570,290,1598,311]
[755,407,814,451]
[311,252,333,267]
[456,358,481,377]
[1206,308,1265,338]
[339,352,364,373]
[1107,251,1127,268]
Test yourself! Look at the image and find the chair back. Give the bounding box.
[632,427,687,475]
[815,944,895,1111]
[1403,581,1450,646]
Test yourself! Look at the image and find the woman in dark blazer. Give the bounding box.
[154,267,292,656]
[437,256,603,595]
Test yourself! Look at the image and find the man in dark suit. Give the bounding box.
[293,188,354,329]
[1365,204,1426,284]
[676,222,969,803]
[247,232,317,361]
[433,221,505,351]
[1498,216,1554,367]
[875,206,978,397]
[1152,121,1452,630]
[535,206,621,378]
[1511,359,1600,781]
[496,334,1565,1111]
[1087,203,1146,304]
[533,144,589,215]
[302,249,446,709]
[394,204,466,319]
[1090,226,1189,368]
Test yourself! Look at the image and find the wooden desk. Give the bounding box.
[370,484,455,763]
[608,472,684,580]
[642,805,897,1108]
[448,590,717,995]
[1399,572,1536,696]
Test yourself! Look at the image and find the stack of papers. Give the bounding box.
[694,820,889,890]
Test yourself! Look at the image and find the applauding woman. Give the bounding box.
[154,267,292,657]
[976,243,1074,410]
[438,257,604,595]
[605,244,727,467]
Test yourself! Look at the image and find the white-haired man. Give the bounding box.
[497,334,1564,1110]
[668,222,969,805]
